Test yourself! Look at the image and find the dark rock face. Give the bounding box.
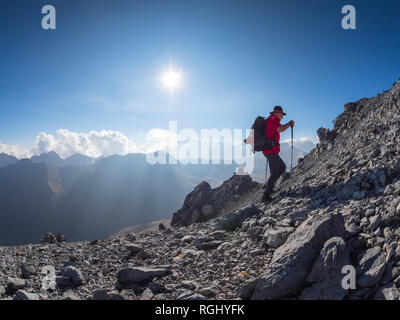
[317,127,337,145]
[356,247,386,288]
[216,205,261,232]
[250,213,345,300]
[42,232,57,244]
[299,237,351,300]
[171,175,258,227]
[117,266,169,284]
[171,181,214,227]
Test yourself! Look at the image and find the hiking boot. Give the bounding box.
[262,193,273,203]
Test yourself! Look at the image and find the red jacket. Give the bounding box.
[263,114,280,154]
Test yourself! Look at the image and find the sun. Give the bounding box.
[162,67,182,90]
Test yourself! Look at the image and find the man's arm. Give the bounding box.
[277,120,294,133]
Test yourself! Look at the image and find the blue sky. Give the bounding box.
[1,0,400,156]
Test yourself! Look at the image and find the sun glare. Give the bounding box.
[162,68,182,90]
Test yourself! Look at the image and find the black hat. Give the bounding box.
[270,105,286,116]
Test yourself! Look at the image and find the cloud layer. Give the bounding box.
[1,129,141,159]
[0,128,316,160]
[0,140,32,159]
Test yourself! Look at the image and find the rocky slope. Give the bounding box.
[1,79,400,300]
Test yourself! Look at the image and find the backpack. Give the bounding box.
[245,116,279,152]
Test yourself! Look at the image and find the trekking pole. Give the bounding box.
[264,158,268,189]
[290,126,294,172]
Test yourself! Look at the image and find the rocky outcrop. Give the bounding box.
[171,174,258,227]
[299,237,351,300]
[250,213,345,300]
[171,181,215,227]
[215,205,261,232]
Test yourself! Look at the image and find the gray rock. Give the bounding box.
[158,223,166,231]
[148,282,165,294]
[208,230,226,240]
[193,236,213,249]
[198,240,223,250]
[356,246,386,288]
[141,288,154,300]
[299,237,351,300]
[263,227,294,248]
[117,266,168,284]
[373,283,400,300]
[42,232,57,244]
[198,285,218,297]
[61,291,81,300]
[216,205,260,232]
[20,263,37,278]
[7,277,25,292]
[201,204,214,218]
[181,235,195,243]
[137,249,152,260]
[55,276,71,286]
[365,208,375,218]
[171,181,214,227]
[382,263,398,284]
[345,222,360,236]
[56,233,66,242]
[176,291,206,300]
[287,210,309,225]
[251,213,345,300]
[126,232,136,241]
[180,249,203,258]
[13,290,39,300]
[62,266,85,287]
[247,226,264,240]
[93,289,126,300]
[126,244,143,255]
[238,278,258,300]
[369,214,381,230]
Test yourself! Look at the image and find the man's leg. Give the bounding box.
[264,153,282,195]
[277,154,287,180]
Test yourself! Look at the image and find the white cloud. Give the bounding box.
[32,129,142,159]
[1,129,143,159]
[0,140,32,159]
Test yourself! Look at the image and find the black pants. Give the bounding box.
[264,153,286,195]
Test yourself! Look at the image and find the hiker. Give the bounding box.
[262,106,294,203]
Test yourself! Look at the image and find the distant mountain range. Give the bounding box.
[0,153,19,168]
[0,141,314,245]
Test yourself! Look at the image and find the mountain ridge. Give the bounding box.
[1,78,397,300]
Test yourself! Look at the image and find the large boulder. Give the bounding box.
[356,246,386,288]
[299,237,351,300]
[117,266,169,284]
[13,290,39,300]
[263,227,295,248]
[250,212,345,300]
[171,174,258,228]
[215,205,261,232]
[42,232,57,244]
[317,127,337,145]
[62,266,85,287]
[171,181,214,227]
[373,283,400,300]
